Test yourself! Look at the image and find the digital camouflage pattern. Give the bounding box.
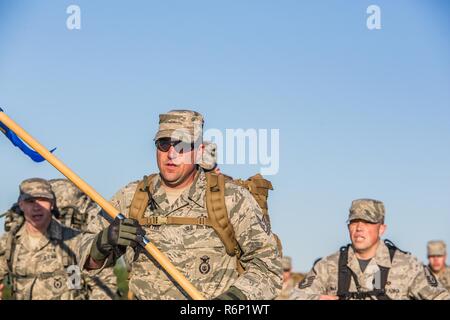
[1,179,118,300]
[79,169,282,300]
[1,203,23,233]
[427,240,447,256]
[0,219,85,300]
[49,178,118,300]
[154,110,204,144]
[348,199,385,224]
[276,277,296,300]
[291,240,450,300]
[430,266,450,292]
[18,178,55,202]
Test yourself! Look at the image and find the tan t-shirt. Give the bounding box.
[24,228,47,251]
[163,185,190,205]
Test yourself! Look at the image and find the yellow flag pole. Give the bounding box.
[0,109,205,300]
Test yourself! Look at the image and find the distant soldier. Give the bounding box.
[276,256,302,300]
[427,240,450,291]
[0,178,85,300]
[49,179,118,300]
[292,199,450,300]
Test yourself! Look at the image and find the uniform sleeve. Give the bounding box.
[408,261,450,300]
[78,182,137,272]
[0,234,8,283]
[226,185,282,300]
[84,266,118,300]
[291,258,331,300]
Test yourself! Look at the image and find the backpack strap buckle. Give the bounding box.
[148,216,168,226]
[197,215,207,226]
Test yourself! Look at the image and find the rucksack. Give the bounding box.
[48,179,92,232]
[128,171,279,274]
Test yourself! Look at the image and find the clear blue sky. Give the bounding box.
[1,0,449,272]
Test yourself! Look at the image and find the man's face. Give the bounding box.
[282,270,291,282]
[429,255,446,273]
[348,219,386,253]
[19,197,53,231]
[156,138,203,188]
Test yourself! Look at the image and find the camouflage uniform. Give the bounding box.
[49,179,118,300]
[292,199,450,300]
[276,256,296,300]
[0,178,85,300]
[427,240,450,291]
[79,110,282,300]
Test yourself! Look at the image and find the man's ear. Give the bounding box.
[378,224,387,238]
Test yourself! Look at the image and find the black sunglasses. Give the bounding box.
[155,138,195,154]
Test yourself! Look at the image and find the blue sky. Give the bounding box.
[0,0,449,272]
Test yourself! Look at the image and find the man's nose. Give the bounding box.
[167,146,177,159]
[355,222,364,230]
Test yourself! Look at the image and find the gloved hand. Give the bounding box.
[90,217,143,261]
[213,286,247,300]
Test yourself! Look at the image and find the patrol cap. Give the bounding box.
[18,178,55,202]
[282,256,292,271]
[348,199,385,224]
[427,240,447,256]
[154,110,204,144]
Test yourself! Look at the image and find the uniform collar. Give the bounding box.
[16,219,63,251]
[347,240,392,274]
[149,168,206,214]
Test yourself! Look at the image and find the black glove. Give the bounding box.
[213,286,247,300]
[90,217,143,261]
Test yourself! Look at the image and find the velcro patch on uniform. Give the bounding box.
[424,267,438,287]
[298,275,315,289]
[257,214,271,235]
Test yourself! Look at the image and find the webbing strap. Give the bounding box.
[138,215,212,227]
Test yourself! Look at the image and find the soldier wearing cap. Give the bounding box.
[0,178,85,300]
[275,256,298,300]
[291,199,450,300]
[79,109,282,300]
[427,240,450,291]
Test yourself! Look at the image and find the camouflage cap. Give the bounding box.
[18,178,55,202]
[427,240,447,256]
[49,179,84,209]
[348,199,385,224]
[154,110,204,144]
[200,140,217,171]
[282,256,292,271]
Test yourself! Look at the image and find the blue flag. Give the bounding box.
[0,109,56,163]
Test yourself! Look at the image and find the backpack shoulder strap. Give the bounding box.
[129,174,158,223]
[205,172,244,274]
[337,244,352,297]
[205,172,239,256]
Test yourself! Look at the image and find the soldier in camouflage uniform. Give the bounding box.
[79,109,282,300]
[276,256,298,300]
[49,179,118,300]
[291,199,450,300]
[0,178,85,300]
[427,240,450,291]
